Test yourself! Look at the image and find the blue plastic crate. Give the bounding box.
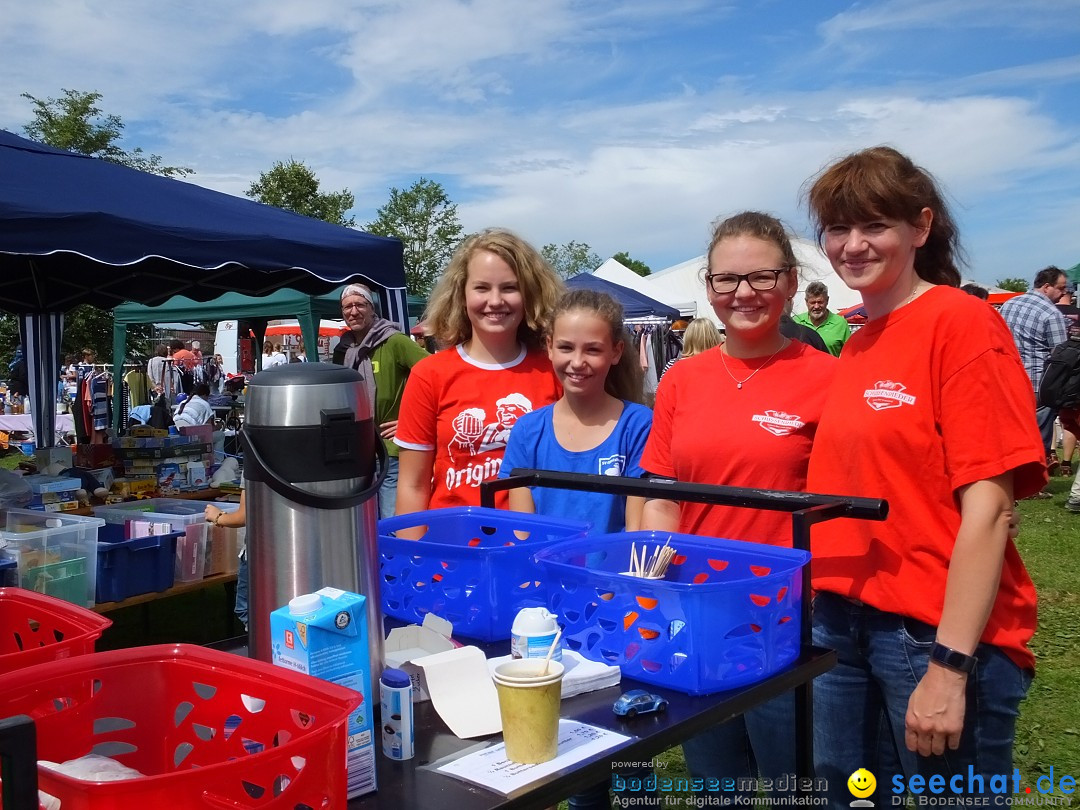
[96,523,180,604]
[534,531,810,695]
[377,507,591,641]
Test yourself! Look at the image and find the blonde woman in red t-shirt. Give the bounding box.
[639,211,837,800]
[394,229,563,529]
[805,146,1046,806]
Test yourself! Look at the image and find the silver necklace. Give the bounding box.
[719,340,788,390]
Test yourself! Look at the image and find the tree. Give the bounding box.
[15,88,183,367]
[612,251,651,277]
[997,277,1029,293]
[247,159,355,227]
[541,241,601,279]
[22,89,193,177]
[0,308,153,368]
[366,178,464,295]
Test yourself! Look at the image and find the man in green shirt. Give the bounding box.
[333,283,429,517]
[792,281,851,357]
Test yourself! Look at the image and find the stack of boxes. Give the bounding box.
[21,475,83,513]
[112,427,213,494]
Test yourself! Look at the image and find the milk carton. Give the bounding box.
[270,587,377,798]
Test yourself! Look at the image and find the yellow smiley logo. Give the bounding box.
[848,768,876,799]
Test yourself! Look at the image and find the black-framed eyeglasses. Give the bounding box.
[705,267,790,294]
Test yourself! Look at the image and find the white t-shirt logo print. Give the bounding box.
[751,410,805,436]
[863,380,917,411]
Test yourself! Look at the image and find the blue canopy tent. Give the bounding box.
[0,129,405,448]
[565,272,680,320]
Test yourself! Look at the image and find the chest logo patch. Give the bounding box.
[752,410,805,436]
[598,454,626,476]
[864,380,916,411]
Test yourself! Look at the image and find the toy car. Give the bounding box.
[613,689,668,718]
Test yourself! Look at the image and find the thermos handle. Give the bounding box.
[0,714,38,810]
[243,423,388,510]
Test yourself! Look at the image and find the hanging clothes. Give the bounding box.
[89,370,112,442]
[124,368,151,407]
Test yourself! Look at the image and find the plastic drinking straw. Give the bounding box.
[542,627,564,676]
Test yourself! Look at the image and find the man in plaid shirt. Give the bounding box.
[1000,266,1070,474]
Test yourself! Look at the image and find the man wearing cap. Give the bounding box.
[333,283,428,518]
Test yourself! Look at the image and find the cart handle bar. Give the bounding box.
[481,469,888,521]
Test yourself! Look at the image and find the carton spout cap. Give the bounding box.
[289,593,323,616]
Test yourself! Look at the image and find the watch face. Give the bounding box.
[933,643,974,672]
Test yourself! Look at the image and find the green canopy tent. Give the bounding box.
[113,288,429,428]
[112,286,355,429]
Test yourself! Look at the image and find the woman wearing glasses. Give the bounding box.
[805,147,1044,806]
[639,211,837,796]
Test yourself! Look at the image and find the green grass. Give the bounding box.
[1012,472,1080,777]
[0,446,28,470]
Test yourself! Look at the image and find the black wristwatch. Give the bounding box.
[931,642,976,674]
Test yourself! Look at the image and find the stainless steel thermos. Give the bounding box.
[243,363,386,674]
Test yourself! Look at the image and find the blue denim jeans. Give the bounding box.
[812,592,1032,809]
[378,454,399,520]
[681,691,796,799]
[1037,406,1058,456]
[234,550,248,629]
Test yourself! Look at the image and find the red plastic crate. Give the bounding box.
[0,644,363,809]
[0,588,111,676]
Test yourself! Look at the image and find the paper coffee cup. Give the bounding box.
[492,659,565,764]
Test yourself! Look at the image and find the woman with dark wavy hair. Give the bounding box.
[804,146,1045,806]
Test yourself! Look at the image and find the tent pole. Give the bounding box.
[111,318,128,432]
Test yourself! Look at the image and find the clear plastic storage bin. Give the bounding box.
[0,509,104,607]
[92,497,238,532]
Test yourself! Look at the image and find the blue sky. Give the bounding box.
[1,0,1078,284]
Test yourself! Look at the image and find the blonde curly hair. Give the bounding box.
[424,228,564,350]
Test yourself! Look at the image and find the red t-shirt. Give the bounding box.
[807,285,1045,669]
[171,349,197,371]
[640,341,837,546]
[395,345,561,509]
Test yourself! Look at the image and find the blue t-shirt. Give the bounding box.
[499,401,653,533]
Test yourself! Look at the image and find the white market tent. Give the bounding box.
[593,258,697,317]
[641,237,863,322]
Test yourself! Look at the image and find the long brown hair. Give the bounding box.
[425,228,564,350]
[546,289,644,404]
[805,146,963,286]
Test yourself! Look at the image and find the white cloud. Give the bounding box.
[0,0,1076,282]
[819,0,1080,43]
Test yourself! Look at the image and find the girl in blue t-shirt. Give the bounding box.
[500,289,652,532]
